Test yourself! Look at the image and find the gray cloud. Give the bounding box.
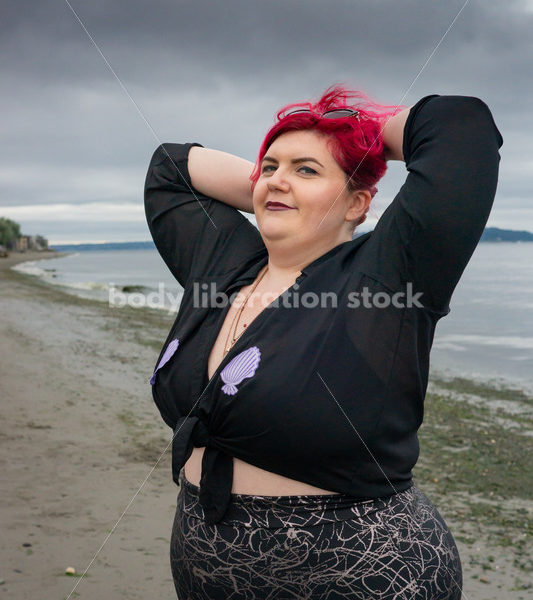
[1,0,531,242]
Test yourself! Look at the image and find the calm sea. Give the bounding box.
[13,243,533,393]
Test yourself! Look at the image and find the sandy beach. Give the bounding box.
[1,251,178,599]
[1,251,531,599]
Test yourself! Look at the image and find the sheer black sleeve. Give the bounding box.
[144,142,266,288]
[366,94,504,314]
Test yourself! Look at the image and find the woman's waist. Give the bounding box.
[178,468,415,529]
[185,447,346,496]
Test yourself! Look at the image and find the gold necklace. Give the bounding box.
[223,265,268,356]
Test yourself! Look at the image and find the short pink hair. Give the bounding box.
[250,84,406,227]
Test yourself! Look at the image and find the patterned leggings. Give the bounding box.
[170,472,462,599]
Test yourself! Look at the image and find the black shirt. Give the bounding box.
[144,94,503,525]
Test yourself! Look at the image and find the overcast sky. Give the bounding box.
[1,0,531,244]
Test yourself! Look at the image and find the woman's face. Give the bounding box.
[252,129,363,247]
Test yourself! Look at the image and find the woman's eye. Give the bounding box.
[261,165,317,175]
[300,167,316,175]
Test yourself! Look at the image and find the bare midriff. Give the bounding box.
[183,268,341,496]
[184,448,340,495]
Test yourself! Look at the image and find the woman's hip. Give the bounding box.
[170,473,462,599]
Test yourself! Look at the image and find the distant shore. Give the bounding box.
[0,249,68,269]
[0,251,531,599]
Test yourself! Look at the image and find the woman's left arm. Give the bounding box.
[368,94,504,315]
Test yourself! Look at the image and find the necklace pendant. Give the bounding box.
[222,264,268,361]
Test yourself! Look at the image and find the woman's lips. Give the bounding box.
[266,202,295,211]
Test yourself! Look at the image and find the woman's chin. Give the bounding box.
[257,221,294,241]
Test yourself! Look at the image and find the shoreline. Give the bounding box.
[0,249,71,268]
[0,252,531,598]
[9,250,533,397]
[7,249,184,318]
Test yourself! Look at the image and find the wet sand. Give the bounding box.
[1,252,177,599]
[0,251,531,599]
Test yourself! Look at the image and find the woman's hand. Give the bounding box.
[380,107,411,162]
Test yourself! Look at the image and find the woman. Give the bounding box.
[144,85,503,599]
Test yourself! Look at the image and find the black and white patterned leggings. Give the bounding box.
[170,472,462,599]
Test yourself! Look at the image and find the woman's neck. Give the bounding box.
[263,232,351,286]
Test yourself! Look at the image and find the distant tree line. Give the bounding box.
[35,235,48,249]
[0,217,21,248]
[480,227,533,242]
[0,217,48,250]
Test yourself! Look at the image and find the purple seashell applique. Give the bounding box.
[220,346,261,395]
[150,338,179,385]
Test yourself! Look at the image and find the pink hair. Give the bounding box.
[249,84,406,227]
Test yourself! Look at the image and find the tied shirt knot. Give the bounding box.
[172,415,233,525]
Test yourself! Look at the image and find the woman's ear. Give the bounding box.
[345,188,372,226]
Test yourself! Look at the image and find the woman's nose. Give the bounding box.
[266,170,290,192]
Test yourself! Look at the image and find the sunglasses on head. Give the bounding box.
[284,108,360,120]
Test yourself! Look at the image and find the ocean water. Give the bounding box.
[428,242,533,393]
[13,243,533,393]
[13,249,184,310]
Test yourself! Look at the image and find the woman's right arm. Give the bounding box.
[188,146,255,214]
[144,143,265,288]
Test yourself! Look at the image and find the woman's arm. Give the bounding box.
[366,94,503,314]
[381,107,411,162]
[144,142,265,287]
[187,111,411,209]
[188,146,255,214]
